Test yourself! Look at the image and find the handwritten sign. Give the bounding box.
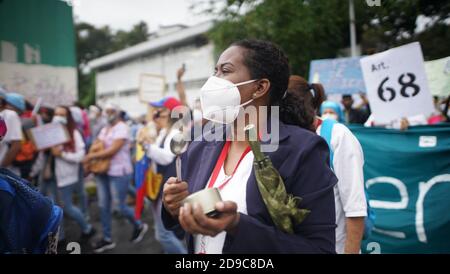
[360,42,434,124]
[139,74,166,103]
[309,57,366,94]
[28,122,70,150]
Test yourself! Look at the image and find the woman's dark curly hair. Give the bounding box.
[287,75,326,131]
[232,39,315,130]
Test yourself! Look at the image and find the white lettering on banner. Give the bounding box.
[366,176,408,240]
[366,177,409,209]
[416,174,450,243]
[372,227,406,239]
[360,42,434,124]
[366,174,450,244]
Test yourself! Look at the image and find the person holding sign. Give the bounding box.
[161,40,337,254]
[50,106,96,243]
[360,42,435,130]
[341,94,371,125]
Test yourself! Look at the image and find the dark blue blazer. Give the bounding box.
[162,120,337,253]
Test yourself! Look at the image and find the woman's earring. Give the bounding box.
[252,93,257,99]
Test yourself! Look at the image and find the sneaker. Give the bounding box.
[92,239,116,253]
[130,223,148,244]
[80,227,96,242]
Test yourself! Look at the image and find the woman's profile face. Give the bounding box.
[214,46,257,104]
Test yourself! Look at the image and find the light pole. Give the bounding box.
[349,0,357,57]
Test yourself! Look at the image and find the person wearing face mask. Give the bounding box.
[161,40,338,254]
[135,96,187,254]
[50,106,96,244]
[287,76,369,254]
[84,103,148,253]
[88,105,107,141]
[320,101,345,123]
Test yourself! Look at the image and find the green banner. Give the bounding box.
[0,0,77,106]
[0,0,76,67]
[350,125,450,254]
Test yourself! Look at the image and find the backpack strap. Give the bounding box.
[319,118,337,169]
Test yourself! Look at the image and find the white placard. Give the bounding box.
[139,74,166,103]
[28,123,70,150]
[360,42,434,124]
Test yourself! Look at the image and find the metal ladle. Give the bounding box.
[169,132,188,181]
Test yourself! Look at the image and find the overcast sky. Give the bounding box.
[72,0,213,31]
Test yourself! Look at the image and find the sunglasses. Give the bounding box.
[153,110,169,119]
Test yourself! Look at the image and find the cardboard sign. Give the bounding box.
[139,74,166,103]
[360,42,434,124]
[28,122,70,150]
[309,57,366,94]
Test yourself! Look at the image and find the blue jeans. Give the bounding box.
[59,182,92,240]
[76,166,89,217]
[40,178,58,202]
[152,199,187,254]
[96,173,141,241]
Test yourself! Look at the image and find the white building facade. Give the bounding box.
[88,21,215,118]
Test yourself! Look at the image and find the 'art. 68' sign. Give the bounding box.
[360,42,435,124]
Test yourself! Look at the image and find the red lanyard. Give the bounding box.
[207,141,251,190]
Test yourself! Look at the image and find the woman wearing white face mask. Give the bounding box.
[84,103,148,252]
[320,101,345,123]
[50,106,96,244]
[161,40,338,254]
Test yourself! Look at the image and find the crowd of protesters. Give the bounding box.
[0,39,449,254]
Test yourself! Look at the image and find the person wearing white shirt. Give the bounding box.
[140,97,187,254]
[0,91,23,175]
[319,101,367,254]
[50,106,95,242]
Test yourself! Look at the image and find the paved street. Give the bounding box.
[57,190,166,254]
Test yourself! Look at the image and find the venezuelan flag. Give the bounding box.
[134,142,150,220]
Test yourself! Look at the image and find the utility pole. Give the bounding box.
[349,0,357,57]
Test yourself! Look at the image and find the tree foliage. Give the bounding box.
[201,0,450,76]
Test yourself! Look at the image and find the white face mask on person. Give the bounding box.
[200,76,256,124]
[52,116,67,125]
[107,113,118,124]
[321,113,339,121]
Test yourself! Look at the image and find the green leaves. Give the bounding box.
[206,0,450,78]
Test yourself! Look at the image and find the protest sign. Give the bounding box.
[139,74,166,103]
[28,123,70,150]
[309,57,365,94]
[360,42,434,124]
